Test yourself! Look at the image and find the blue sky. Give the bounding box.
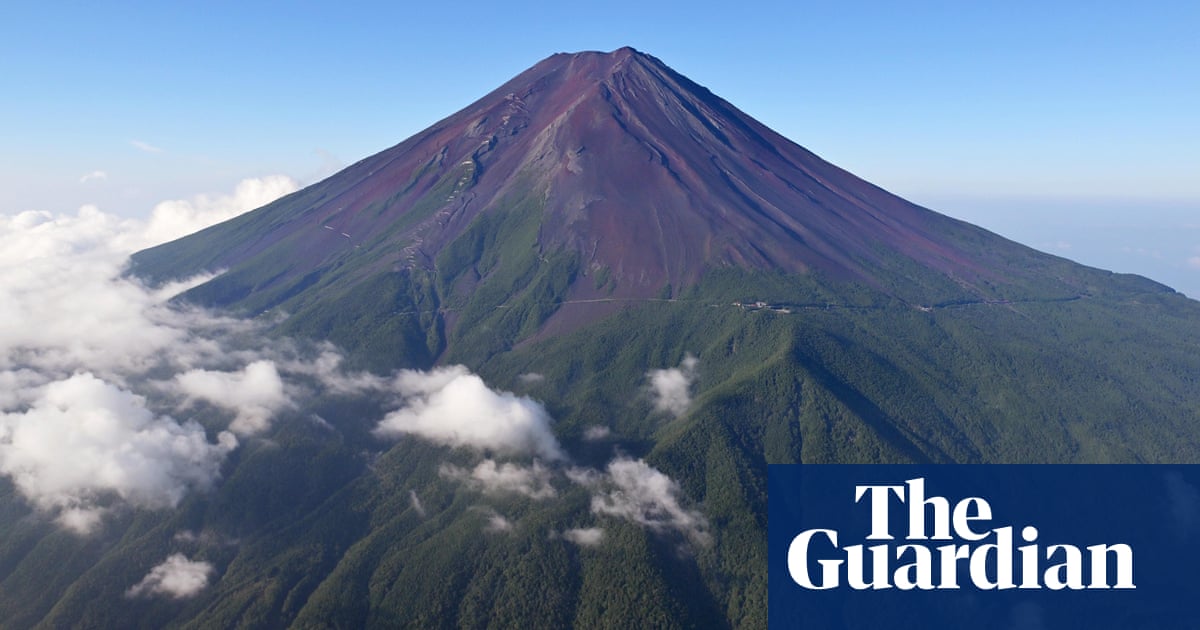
[2,1,1197,295]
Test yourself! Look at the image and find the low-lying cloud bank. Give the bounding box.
[1,178,713,549]
[0,176,583,533]
[0,374,237,533]
[140,175,298,247]
[0,179,295,532]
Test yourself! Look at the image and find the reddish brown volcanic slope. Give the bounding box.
[137,47,1126,337]
[380,47,984,290]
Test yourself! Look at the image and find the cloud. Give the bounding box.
[276,348,393,396]
[474,507,513,534]
[440,459,557,500]
[562,527,604,547]
[0,176,296,381]
[582,425,611,441]
[517,372,545,384]
[408,490,426,517]
[590,457,710,546]
[1187,256,1200,269]
[142,175,298,246]
[173,360,290,435]
[0,177,294,532]
[126,553,214,599]
[0,374,236,533]
[373,366,564,460]
[79,170,108,184]
[565,466,604,487]
[647,354,699,417]
[130,140,164,154]
[173,529,238,547]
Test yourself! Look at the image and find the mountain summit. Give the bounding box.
[133,48,1155,365]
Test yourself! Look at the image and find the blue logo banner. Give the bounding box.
[768,465,1200,629]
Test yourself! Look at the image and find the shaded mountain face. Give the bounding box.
[131,47,1149,367]
[9,49,1198,628]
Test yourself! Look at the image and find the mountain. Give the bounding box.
[3,48,1200,628]
[130,47,1155,370]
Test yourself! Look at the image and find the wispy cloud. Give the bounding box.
[1187,256,1200,269]
[474,506,513,534]
[590,457,710,546]
[582,425,611,441]
[440,459,558,500]
[126,554,214,599]
[561,527,604,547]
[79,170,108,184]
[173,529,238,547]
[130,139,164,154]
[408,490,426,517]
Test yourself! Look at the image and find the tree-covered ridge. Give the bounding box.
[3,258,1197,626]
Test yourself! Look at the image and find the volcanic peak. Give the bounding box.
[133,47,1118,348]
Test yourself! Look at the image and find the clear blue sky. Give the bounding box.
[2,1,1197,294]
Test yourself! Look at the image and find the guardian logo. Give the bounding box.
[787,478,1134,591]
[768,465,1200,629]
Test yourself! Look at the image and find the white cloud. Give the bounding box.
[0,177,296,379]
[173,529,237,547]
[0,177,293,532]
[173,360,290,435]
[130,139,164,154]
[562,527,604,547]
[517,372,545,384]
[142,175,298,246]
[590,457,710,546]
[126,553,214,599]
[0,374,236,533]
[582,425,611,441]
[374,366,564,460]
[58,508,106,535]
[647,354,699,417]
[475,507,513,534]
[408,490,426,517]
[565,466,603,487]
[279,348,391,396]
[440,459,557,500]
[1187,256,1200,269]
[79,170,108,184]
